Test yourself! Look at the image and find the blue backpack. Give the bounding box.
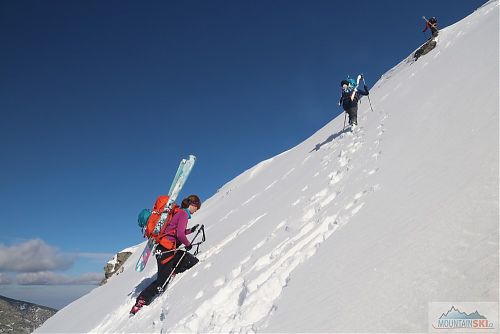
[137,208,152,229]
[347,77,357,87]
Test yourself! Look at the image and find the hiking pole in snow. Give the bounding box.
[366,94,374,113]
[160,225,206,292]
[362,75,375,113]
[342,112,347,131]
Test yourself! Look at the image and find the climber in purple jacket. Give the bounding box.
[130,195,202,315]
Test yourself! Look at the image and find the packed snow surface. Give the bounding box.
[37,1,498,332]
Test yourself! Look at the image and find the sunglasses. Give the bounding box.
[190,201,201,209]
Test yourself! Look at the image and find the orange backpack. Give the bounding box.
[144,195,180,249]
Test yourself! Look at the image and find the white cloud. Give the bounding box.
[0,239,105,286]
[0,239,75,272]
[0,273,13,284]
[16,271,103,285]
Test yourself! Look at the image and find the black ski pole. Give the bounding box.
[367,95,374,113]
[160,225,206,291]
[362,75,375,112]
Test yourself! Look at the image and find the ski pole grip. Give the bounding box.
[188,224,205,255]
[199,225,206,242]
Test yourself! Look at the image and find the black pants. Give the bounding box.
[345,106,358,126]
[138,247,198,304]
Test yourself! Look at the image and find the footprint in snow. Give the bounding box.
[302,207,316,221]
[219,209,235,222]
[242,194,258,205]
[213,277,225,287]
[345,190,368,210]
[329,170,345,185]
[275,221,286,229]
[350,142,362,153]
[310,188,328,202]
[377,122,385,132]
[195,290,204,299]
[253,239,266,251]
[321,155,332,167]
[354,191,365,200]
[265,180,278,191]
[338,150,350,167]
[282,168,295,180]
[320,191,338,208]
[240,255,251,266]
[230,266,242,279]
[351,203,365,215]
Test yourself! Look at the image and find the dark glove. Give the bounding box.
[185,244,192,251]
[190,224,199,233]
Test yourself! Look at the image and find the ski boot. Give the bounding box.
[129,297,146,316]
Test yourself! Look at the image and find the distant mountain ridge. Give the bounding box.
[0,295,57,334]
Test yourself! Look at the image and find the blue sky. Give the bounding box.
[0,0,486,309]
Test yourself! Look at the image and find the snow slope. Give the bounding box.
[37,1,498,332]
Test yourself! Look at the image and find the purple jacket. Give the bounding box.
[165,209,193,247]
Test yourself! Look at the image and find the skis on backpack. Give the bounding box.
[135,155,197,272]
[422,16,437,30]
[350,74,362,101]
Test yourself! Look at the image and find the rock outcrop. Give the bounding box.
[100,250,132,285]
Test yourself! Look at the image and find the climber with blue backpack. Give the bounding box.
[339,75,369,129]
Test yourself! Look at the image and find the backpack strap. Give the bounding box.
[155,205,182,244]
